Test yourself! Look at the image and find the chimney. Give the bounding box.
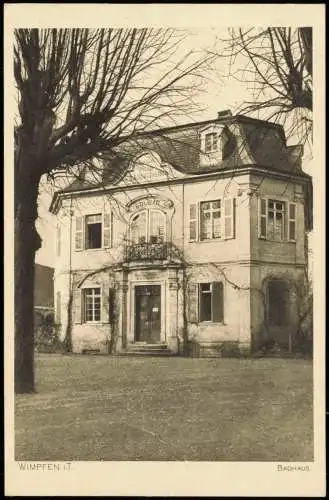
[217,109,232,119]
[287,144,304,170]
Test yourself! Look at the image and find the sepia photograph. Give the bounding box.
[5,3,325,497]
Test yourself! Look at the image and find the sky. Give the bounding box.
[34,28,312,267]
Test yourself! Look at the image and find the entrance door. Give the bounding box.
[135,285,161,343]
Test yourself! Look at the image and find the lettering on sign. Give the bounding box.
[128,197,173,212]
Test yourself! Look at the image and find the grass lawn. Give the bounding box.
[15,354,313,462]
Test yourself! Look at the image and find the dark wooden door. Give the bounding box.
[135,285,161,343]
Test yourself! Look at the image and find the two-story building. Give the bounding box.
[50,110,312,356]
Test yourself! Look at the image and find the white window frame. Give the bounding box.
[83,287,102,323]
[188,198,235,242]
[200,124,225,155]
[258,197,297,242]
[85,213,102,250]
[200,200,222,240]
[129,209,167,244]
[74,211,113,251]
[198,281,224,323]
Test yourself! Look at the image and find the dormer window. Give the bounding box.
[200,125,235,165]
[205,132,218,153]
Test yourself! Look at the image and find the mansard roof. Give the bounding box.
[54,112,310,198]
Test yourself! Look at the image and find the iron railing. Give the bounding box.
[126,242,171,262]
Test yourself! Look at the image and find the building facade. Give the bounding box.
[50,111,312,356]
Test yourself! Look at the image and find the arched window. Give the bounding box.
[130,209,166,244]
[131,211,147,244]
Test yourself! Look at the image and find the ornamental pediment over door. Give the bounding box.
[117,151,185,186]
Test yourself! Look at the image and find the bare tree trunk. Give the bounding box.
[63,290,73,353]
[15,167,42,393]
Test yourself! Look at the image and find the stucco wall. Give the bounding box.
[250,263,305,349]
[250,174,306,265]
[53,167,308,354]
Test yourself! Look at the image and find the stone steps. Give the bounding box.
[119,343,173,357]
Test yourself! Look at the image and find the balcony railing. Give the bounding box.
[126,242,171,262]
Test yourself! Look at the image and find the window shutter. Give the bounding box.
[75,216,84,251]
[187,282,198,323]
[189,203,198,241]
[56,224,61,256]
[103,212,112,248]
[73,288,82,324]
[224,198,235,239]
[212,282,224,322]
[258,198,267,239]
[288,202,296,241]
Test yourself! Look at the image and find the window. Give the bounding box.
[205,132,218,153]
[200,200,221,240]
[199,282,224,322]
[84,288,101,322]
[267,280,290,326]
[201,125,234,161]
[75,212,112,251]
[259,199,296,241]
[130,209,165,244]
[86,214,102,249]
[189,198,235,241]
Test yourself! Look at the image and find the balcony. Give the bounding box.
[126,242,171,262]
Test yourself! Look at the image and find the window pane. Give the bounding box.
[267,211,274,240]
[212,282,224,322]
[86,222,102,249]
[131,211,147,244]
[212,200,221,210]
[86,214,102,224]
[200,212,211,240]
[274,212,284,240]
[205,133,212,152]
[201,202,210,211]
[85,288,101,322]
[200,291,211,321]
[212,133,218,150]
[213,217,221,238]
[200,283,211,292]
[150,211,165,243]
